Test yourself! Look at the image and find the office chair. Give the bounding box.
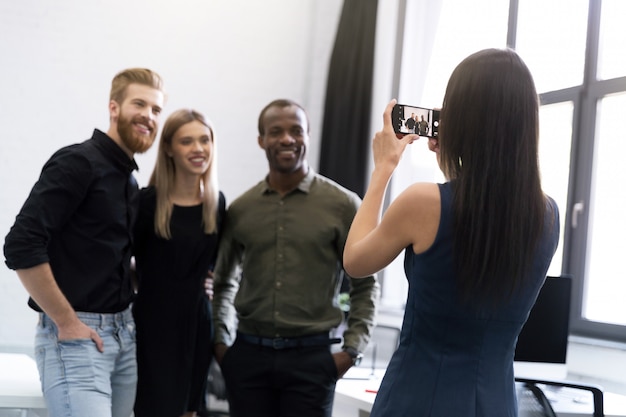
[516,377,605,417]
[517,379,558,417]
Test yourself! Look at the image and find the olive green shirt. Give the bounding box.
[212,170,379,352]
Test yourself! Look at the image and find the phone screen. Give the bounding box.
[392,104,439,138]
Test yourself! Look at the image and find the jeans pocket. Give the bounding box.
[35,321,58,391]
[58,339,107,393]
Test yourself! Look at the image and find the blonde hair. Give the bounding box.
[110,68,164,103]
[149,109,219,239]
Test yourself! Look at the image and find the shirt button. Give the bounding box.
[275,281,282,289]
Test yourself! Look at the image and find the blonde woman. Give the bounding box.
[133,109,225,417]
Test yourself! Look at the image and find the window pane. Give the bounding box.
[538,103,573,277]
[383,0,509,309]
[597,0,626,80]
[418,0,509,107]
[583,93,626,325]
[516,0,588,93]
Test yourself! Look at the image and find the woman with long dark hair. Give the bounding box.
[344,48,560,416]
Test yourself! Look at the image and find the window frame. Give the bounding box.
[380,0,626,343]
[508,0,626,342]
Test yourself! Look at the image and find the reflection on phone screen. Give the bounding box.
[392,104,439,138]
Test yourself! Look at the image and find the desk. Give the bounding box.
[333,369,384,417]
[333,373,626,417]
[0,353,47,417]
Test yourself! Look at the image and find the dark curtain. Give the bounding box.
[318,0,378,198]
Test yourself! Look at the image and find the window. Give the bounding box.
[385,0,626,342]
[514,0,626,340]
[584,92,626,326]
[383,0,510,308]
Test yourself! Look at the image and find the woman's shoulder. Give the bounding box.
[387,182,441,220]
[138,186,157,211]
[217,190,227,214]
[401,182,442,204]
[392,182,443,254]
[139,185,157,199]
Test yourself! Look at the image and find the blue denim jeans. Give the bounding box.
[35,308,137,417]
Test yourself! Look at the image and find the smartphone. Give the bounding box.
[392,103,440,138]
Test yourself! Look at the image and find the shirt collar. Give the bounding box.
[92,129,139,173]
[260,169,315,195]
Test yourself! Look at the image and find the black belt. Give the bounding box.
[237,331,341,350]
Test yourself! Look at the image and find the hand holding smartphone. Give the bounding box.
[391,103,440,138]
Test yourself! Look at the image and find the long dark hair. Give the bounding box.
[438,48,548,304]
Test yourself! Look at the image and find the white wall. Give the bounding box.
[0,0,343,350]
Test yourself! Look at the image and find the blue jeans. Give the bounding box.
[35,308,137,417]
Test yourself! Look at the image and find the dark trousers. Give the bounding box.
[220,337,339,417]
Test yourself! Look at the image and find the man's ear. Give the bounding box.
[109,100,120,122]
[257,135,265,149]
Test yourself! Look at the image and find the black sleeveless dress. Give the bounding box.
[133,186,225,417]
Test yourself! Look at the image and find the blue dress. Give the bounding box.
[370,182,560,417]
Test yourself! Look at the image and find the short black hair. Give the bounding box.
[257,99,310,136]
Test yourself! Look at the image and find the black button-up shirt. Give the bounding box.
[4,129,139,313]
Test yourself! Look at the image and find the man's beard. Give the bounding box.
[117,112,157,154]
